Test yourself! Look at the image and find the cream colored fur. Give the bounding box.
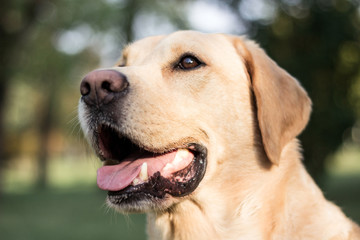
[79,31,360,240]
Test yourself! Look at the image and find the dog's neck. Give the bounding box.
[147,198,221,240]
[146,140,354,240]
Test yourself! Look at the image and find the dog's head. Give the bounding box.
[78,31,311,212]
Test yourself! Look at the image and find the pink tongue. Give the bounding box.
[97,151,182,191]
[97,161,142,191]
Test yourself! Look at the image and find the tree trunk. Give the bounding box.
[36,78,58,189]
[0,0,45,192]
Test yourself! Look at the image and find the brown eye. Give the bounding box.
[178,55,202,70]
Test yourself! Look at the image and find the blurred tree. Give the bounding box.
[224,0,360,182]
[0,0,45,190]
[0,0,189,190]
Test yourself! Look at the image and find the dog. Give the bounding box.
[78,31,360,240]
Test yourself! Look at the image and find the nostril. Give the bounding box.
[80,81,91,96]
[101,81,111,92]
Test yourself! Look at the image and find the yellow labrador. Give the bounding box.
[78,31,360,240]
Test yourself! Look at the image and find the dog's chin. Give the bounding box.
[106,192,177,213]
[92,124,207,212]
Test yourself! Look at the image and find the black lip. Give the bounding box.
[107,144,207,206]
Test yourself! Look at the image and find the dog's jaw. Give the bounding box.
[79,102,208,212]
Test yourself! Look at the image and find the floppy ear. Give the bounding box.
[233,37,312,165]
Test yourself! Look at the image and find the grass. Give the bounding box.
[1,174,359,240]
[0,188,147,240]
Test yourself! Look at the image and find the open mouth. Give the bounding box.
[94,125,207,206]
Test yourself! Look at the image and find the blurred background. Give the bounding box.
[0,0,359,239]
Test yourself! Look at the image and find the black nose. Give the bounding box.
[80,70,129,106]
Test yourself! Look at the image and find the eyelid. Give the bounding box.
[116,60,126,67]
[173,52,205,70]
[117,55,127,67]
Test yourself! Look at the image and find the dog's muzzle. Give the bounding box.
[79,68,208,211]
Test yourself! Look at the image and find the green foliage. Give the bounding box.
[246,0,360,181]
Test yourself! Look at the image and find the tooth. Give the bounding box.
[139,162,148,181]
[163,163,173,172]
[173,149,190,165]
[132,178,140,186]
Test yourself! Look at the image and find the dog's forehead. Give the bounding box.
[121,35,165,62]
[122,31,233,65]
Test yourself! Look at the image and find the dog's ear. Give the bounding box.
[233,37,312,165]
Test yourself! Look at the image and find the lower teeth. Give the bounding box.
[132,178,141,186]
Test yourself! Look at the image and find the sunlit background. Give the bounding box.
[1,0,360,239]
